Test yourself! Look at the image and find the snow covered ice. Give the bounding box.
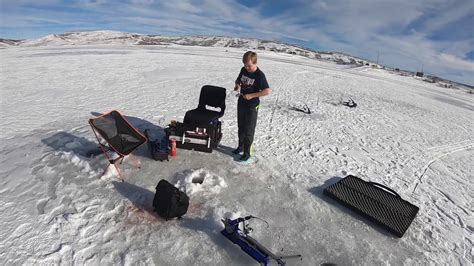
[0,39,473,265]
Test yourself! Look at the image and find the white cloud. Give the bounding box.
[1,0,473,84]
[280,0,474,83]
[371,33,474,84]
[0,0,62,4]
[438,53,474,71]
[76,0,108,7]
[130,0,154,5]
[420,0,474,33]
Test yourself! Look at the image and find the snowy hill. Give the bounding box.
[3,30,373,65]
[0,36,472,265]
[0,38,22,47]
[4,30,471,90]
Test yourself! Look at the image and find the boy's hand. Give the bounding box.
[242,94,254,100]
[234,84,241,91]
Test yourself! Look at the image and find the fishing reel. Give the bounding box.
[221,215,302,266]
[222,215,252,236]
[222,215,268,236]
[240,215,254,234]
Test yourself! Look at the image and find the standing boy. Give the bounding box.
[234,51,272,162]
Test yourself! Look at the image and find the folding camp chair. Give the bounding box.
[89,110,148,180]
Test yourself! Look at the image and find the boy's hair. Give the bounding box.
[243,51,257,64]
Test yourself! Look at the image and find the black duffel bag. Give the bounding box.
[153,179,189,220]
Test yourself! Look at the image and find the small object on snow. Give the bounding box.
[170,139,177,157]
[289,103,311,114]
[153,179,189,220]
[160,136,170,152]
[221,216,302,266]
[144,130,169,162]
[323,175,419,237]
[342,98,357,108]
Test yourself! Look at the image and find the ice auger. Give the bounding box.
[221,216,302,265]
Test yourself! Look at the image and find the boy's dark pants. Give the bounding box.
[237,103,258,156]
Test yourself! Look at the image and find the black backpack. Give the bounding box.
[153,179,189,220]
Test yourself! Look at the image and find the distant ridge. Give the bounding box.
[1,30,471,89]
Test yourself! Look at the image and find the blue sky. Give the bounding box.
[1,0,473,85]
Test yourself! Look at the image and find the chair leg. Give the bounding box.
[128,154,141,169]
[102,154,141,182]
[112,163,125,181]
[102,158,125,181]
[90,125,129,181]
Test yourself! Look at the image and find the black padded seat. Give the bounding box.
[184,109,222,125]
[184,85,226,126]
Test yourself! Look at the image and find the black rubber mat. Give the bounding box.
[324,175,419,237]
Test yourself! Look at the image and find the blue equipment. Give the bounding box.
[221,216,302,265]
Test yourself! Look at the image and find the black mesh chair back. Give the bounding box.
[89,110,147,156]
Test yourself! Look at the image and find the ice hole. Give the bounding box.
[192,172,206,184]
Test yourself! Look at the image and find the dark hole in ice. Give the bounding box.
[192,172,206,184]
